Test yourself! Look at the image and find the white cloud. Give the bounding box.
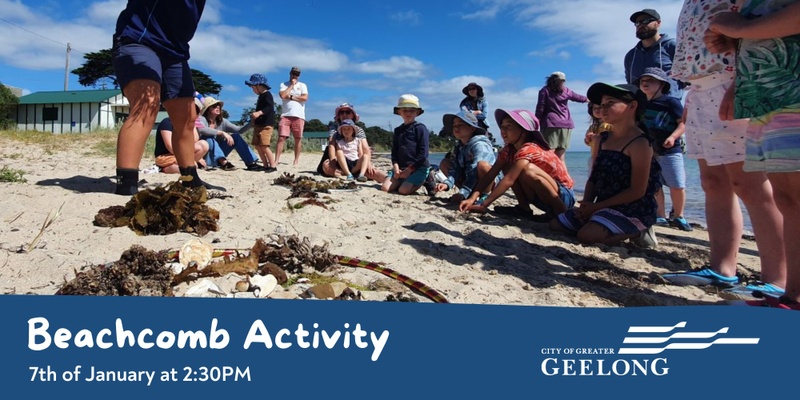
[353,56,428,79]
[390,11,421,25]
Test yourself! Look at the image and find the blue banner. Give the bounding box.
[1,295,797,398]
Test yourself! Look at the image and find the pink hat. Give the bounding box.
[494,109,549,150]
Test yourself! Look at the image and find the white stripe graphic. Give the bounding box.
[623,328,730,344]
[618,338,760,355]
[627,321,687,333]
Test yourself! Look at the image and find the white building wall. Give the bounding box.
[15,95,129,134]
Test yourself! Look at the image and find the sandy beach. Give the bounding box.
[0,135,763,307]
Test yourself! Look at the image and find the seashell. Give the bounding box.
[249,274,278,298]
[234,280,251,293]
[179,238,214,269]
[184,279,225,297]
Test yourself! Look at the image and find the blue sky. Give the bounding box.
[0,0,684,149]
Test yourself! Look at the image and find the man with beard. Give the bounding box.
[624,9,684,99]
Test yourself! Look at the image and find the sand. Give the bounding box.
[0,137,763,306]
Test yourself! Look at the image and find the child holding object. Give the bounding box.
[459,109,575,223]
[382,94,431,195]
[550,83,661,247]
[584,102,612,175]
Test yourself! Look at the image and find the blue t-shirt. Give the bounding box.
[641,96,684,155]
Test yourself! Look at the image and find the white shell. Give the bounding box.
[178,238,214,269]
[249,274,278,298]
[184,279,225,297]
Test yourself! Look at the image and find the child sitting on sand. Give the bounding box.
[323,119,378,181]
[433,110,497,203]
[550,83,661,247]
[382,94,431,195]
[459,109,575,222]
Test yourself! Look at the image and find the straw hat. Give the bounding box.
[199,96,224,116]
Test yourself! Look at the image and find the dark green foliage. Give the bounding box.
[71,49,221,95]
[0,82,19,129]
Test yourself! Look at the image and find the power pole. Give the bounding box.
[64,43,71,91]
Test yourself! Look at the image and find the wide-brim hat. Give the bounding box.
[199,96,224,116]
[630,8,661,22]
[586,83,648,108]
[393,94,424,115]
[638,67,671,94]
[245,73,271,89]
[443,110,486,137]
[494,108,549,150]
[337,118,357,134]
[462,82,484,97]
[334,102,360,122]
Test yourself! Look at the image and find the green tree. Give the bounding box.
[71,49,222,95]
[238,107,255,125]
[0,82,19,129]
[304,118,327,132]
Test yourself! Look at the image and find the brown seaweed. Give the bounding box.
[94,181,219,236]
[56,246,174,296]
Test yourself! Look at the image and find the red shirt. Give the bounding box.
[498,142,574,189]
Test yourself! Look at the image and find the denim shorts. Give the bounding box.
[655,152,686,188]
[531,182,576,214]
[112,43,194,101]
[388,166,432,186]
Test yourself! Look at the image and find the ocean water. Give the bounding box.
[428,151,753,233]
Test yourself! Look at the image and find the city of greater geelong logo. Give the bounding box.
[540,321,759,376]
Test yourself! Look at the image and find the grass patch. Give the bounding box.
[0,166,27,183]
[0,128,156,159]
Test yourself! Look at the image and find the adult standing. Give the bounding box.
[624,8,684,99]
[112,0,208,195]
[277,66,309,166]
[534,72,588,162]
[459,82,493,143]
[661,0,786,300]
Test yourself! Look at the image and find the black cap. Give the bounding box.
[587,83,648,109]
[629,8,661,22]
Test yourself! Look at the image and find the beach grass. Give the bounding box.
[0,127,156,158]
[0,165,27,183]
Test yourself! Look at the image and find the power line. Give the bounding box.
[0,17,86,55]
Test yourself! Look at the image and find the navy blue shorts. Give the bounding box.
[112,43,194,101]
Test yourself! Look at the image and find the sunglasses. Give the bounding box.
[338,110,354,115]
[598,100,628,110]
[634,17,657,27]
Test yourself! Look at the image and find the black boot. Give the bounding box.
[114,168,139,195]
[179,166,204,188]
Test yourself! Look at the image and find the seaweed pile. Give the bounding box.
[56,235,338,297]
[54,235,437,302]
[56,245,174,296]
[273,173,357,199]
[94,181,219,236]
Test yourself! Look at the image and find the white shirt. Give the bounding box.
[279,81,308,120]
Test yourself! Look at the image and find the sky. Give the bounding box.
[0,0,685,150]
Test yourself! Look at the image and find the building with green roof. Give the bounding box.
[16,89,129,134]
